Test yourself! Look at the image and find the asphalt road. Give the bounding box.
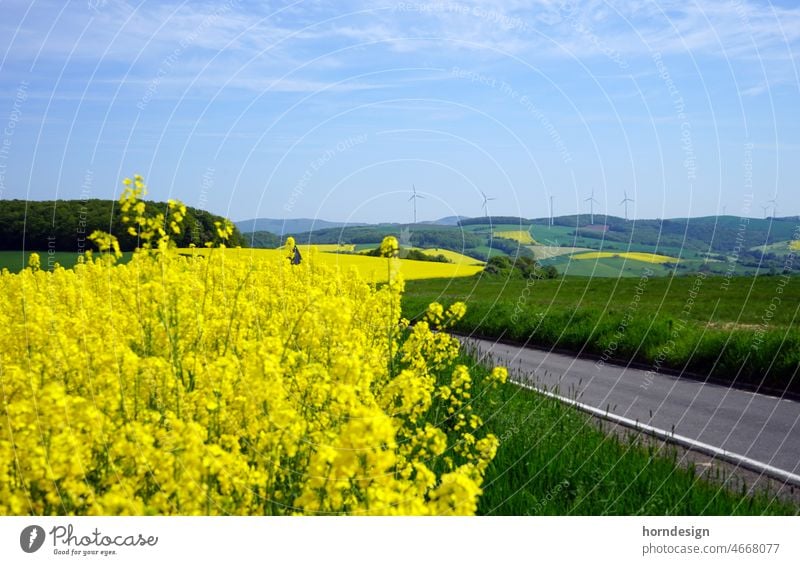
[462,336,800,477]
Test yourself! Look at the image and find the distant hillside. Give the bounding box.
[0,199,245,251]
[456,213,798,254]
[420,215,468,226]
[236,218,367,234]
[244,231,281,248]
[459,216,532,226]
[239,212,799,275]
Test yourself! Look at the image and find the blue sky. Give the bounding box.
[1,0,798,223]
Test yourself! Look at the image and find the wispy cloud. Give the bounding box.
[4,0,797,94]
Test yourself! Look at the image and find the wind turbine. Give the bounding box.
[408,184,424,224]
[620,190,634,221]
[761,205,769,219]
[549,195,555,228]
[768,197,778,218]
[584,188,599,224]
[481,190,496,217]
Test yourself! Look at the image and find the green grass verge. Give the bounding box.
[464,355,797,515]
[403,274,800,395]
[0,250,133,273]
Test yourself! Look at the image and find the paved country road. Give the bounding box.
[462,336,800,480]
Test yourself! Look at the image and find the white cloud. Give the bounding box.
[2,0,797,98]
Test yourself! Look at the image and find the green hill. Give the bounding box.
[0,199,245,252]
[240,214,799,277]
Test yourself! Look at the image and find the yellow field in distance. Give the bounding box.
[494,230,536,245]
[297,243,356,252]
[355,246,484,266]
[791,240,800,251]
[411,248,485,266]
[179,247,483,281]
[572,251,679,264]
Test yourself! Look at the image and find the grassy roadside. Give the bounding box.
[462,354,798,515]
[403,275,800,396]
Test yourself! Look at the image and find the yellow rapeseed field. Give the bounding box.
[298,243,356,253]
[188,247,484,281]
[791,240,800,251]
[572,251,679,264]
[410,248,484,266]
[0,176,506,516]
[493,230,536,245]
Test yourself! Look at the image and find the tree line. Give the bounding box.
[0,199,246,251]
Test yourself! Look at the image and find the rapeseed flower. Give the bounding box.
[0,175,507,516]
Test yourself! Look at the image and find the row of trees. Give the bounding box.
[483,255,558,279]
[0,199,246,251]
[361,245,451,263]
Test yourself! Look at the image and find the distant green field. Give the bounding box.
[0,250,133,273]
[540,256,675,277]
[540,253,763,278]
[403,273,800,394]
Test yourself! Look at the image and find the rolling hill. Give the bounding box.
[235,218,368,234]
[238,214,800,278]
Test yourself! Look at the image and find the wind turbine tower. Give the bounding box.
[620,190,634,221]
[585,188,599,224]
[409,184,424,224]
[768,198,778,218]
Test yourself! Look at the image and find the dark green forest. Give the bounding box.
[0,199,246,251]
